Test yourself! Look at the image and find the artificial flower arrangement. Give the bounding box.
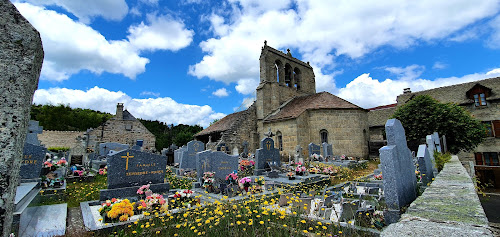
[202,172,215,190]
[56,158,67,166]
[239,177,252,192]
[225,171,238,185]
[171,189,196,209]
[309,167,320,174]
[42,160,53,168]
[135,193,166,214]
[137,184,153,197]
[310,154,324,161]
[322,166,338,176]
[239,159,255,171]
[374,174,383,180]
[99,198,134,223]
[98,166,107,175]
[295,165,306,175]
[287,171,296,180]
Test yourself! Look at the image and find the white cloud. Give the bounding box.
[233,96,255,111]
[486,15,500,49]
[190,0,500,94]
[432,62,448,70]
[33,87,225,128]
[16,0,129,23]
[127,14,194,51]
[14,3,193,81]
[235,78,259,95]
[212,88,230,97]
[336,68,500,109]
[139,0,159,6]
[140,91,160,97]
[384,64,425,81]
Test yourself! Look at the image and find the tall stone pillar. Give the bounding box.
[0,1,44,236]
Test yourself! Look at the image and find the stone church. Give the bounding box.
[195,42,369,158]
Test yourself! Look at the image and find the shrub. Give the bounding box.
[435,151,451,171]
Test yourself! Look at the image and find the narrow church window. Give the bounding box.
[320,129,328,144]
[277,131,283,151]
[474,93,486,106]
[285,64,293,87]
[294,67,301,90]
[275,60,282,84]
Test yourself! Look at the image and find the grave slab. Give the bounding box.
[18,203,67,237]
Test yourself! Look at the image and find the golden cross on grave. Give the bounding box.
[121,152,134,170]
[266,140,272,150]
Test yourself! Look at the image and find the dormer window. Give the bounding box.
[474,93,486,106]
[466,83,492,107]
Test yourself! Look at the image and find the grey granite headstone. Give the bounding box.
[340,200,359,221]
[106,149,167,189]
[308,143,321,157]
[174,146,186,164]
[20,143,47,181]
[26,120,43,146]
[254,138,280,175]
[426,135,436,166]
[432,132,442,153]
[196,150,238,182]
[379,119,417,214]
[99,142,129,156]
[0,1,44,234]
[322,142,333,158]
[417,144,435,185]
[179,140,204,170]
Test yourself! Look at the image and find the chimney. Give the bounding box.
[403,88,412,94]
[116,103,124,120]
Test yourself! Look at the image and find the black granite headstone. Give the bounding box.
[254,138,280,175]
[20,143,46,180]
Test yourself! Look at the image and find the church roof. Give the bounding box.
[195,109,248,136]
[264,92,365,122]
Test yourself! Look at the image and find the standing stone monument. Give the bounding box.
[179,140,204,170]
[432,132,442,153]
[416,144,435,185]
[322,142,333,159]
[0,1,44,235]
[241,141,249,158]
[100,149,169,200]
[294,145,304,163]
[379,119,417,224]
[426,135,437,166]
[196,151,239,183]
[254,137,280,175]
[174,146,186,165]
[308,143,321,157]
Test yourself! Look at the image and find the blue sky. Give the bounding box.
[12,0,500,127]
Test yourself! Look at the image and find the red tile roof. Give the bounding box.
[195,110,248,136]
[367,103,397,111]
[264,92,364,122]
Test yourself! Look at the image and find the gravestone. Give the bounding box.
[308,143,321,157]
[432,132,442,153]
[196,150,239,183]
[426,135,437,166]
[101,149,169,200]
[417,144,435,185]
[241,141,249,158]
[99,142,129,156]
[379,119,417,224]
[322,142,333,158]
[0,1,44,235]
[20,143,47,181]
[26,120,43,146]
[340,200,359,222]
[179,140,204,170]
[216,143,229,152]
[254,138,280,175]
[294,145,303,163]
[174,146,186,164]
[297,197,313,214]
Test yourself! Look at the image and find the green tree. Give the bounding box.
[391,95,486,154]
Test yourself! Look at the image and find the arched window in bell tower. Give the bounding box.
[284,64,293,87]
[293,67,301,90]
[274,60,282,84]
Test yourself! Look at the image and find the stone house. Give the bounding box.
[369,77,500,188]
[88,103,156,151]
[195,42,369,158]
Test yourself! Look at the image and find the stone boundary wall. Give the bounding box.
[38,130,84,149]
[381,155,493,236]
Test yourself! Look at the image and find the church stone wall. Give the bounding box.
[307,109,369,158]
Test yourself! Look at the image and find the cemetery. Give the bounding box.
[0,2,496,236]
